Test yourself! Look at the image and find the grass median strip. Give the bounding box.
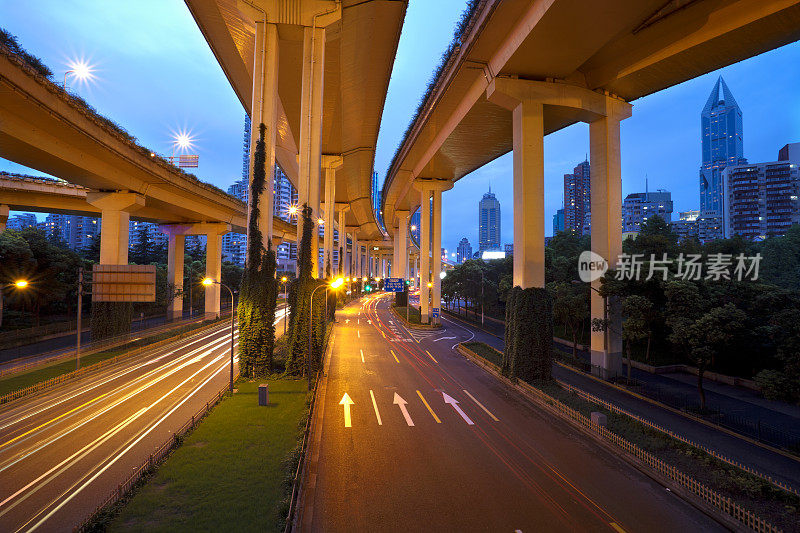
[109,379,310,532]
[464,341,800,532]
[0,319,221,398]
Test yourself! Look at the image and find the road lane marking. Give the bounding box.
[442,392,474,425]
[462,389,499,421]
[610,523,627,533]
[360,349,365,363]
[339,393,354,428]
[393,393,414,426]
[390,350,400,363]
[425,350,438,364]
[0,392,111,450]
[416,390,441,423]
[432,336,456,342]
[369,390,382,425]
[357,330,360,338]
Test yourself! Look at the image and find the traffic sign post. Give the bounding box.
[432,307,440,318]
[384,278,405,292]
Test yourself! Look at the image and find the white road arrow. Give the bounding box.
[345,318,350,324]
[442,392,474,425]
[339,393,354,427]
[433,336,456,342]
[393,392,414,426]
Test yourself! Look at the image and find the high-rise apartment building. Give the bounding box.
[622,189,673,233]
[456,237,471,264]
[670,210,701,242]
[700,77,745,214]
[478,188,501,252]
[722,143,800,240]
[564,160,590,235]
[43,214,100,252]
[6,213,37,231]
[129,220,167,251]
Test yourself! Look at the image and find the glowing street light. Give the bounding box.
[14,280,29,289]
[317,218,324,225]
[308,277,345,388]
[202,277,236,394]
[287,205,299,217]
[1,279,29,328]
[410,225,417,231]
[63,59,95,88]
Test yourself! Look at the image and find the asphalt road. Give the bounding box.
[0,306,288,532]
[302,293,725,532]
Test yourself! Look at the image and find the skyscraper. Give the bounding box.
[6,213,37,231]
[700,76,745,213]
[552,208,565,234]
[478,188,501,252]
[456,237,471,264]
[564,160,590,235]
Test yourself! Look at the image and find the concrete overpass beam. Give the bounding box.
[249,21,279,254]
[298,26,326,279]
[87,192,145,265]
[0,204,8,232]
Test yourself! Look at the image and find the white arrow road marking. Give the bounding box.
[360,349,365,363]
[442,392,474,425]
[433,336,456,342]
[370,389,382,425]
[462,389,499,421]
[345,318,350,324]
[367,319,372,324]
[393,392,414,426]
[339,393,354,427]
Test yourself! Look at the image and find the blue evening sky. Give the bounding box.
[2,1,799,256]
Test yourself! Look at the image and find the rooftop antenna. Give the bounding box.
[645,174,649,201]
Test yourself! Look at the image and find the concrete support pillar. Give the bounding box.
[393,210,409,280]
[336,205,349,275]
[0,205,8,232]
[166,233,185,320]
[298,26,326,279]
[512,100,546,288]
[418,190,431,322]
[87,192,144,264]
[349,230,359,279]
[432,189,443,323]
[249,21,278,252]
[321,156,342,278]
[590,113,625,378]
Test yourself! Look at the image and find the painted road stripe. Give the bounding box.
[369,390,382,425]
[610,523,627,533]
[462,390,499,421]
[416,390,441,423]
[357,330,361,338]
[425,350,438,364]
[390,350,400,363]
[360,349,365,363]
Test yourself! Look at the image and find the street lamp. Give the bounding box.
[280,276,289,334]
[287,205,299,217]
[63,59,94,89]
[308,277,344,389]
[203,278,236,394]
[1,279,30,329]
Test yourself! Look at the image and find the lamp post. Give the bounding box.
[2,279,29,331]
[203,278,235,393]
[280,276,289,335]
[63,60,93,89]
[75,268,84,369]
[308,277,344,389]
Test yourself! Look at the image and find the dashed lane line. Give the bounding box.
[462,389,499,422]
[369,390,382,425]
[416,390,441,423]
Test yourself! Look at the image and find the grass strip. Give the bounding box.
[0,319,221,398]
[392,305,422,324]
[109,379,310,532]
[467,341,800,532]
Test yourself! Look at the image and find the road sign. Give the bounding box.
[384,277,405,292]
[432,307,440,318]
[91,264,156,302]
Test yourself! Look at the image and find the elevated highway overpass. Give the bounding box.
[186,0,406,279]
[380,0,800,377]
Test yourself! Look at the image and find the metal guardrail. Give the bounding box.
[458,344,782,533]
[74,377,238,533]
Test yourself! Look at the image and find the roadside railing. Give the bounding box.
[74,375,238,533]
[555,377,800,498]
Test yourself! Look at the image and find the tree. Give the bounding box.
[755,308,800,404]
[688,303,746,410]
[0,230,36,327]
[549,282,587,361]
[621,295,655,382]
[237,123,279,377]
